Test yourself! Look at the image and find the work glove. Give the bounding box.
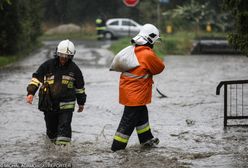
[26,94,34,104]
[77,105,84,112]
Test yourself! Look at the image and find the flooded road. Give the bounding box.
[0,40,248,168]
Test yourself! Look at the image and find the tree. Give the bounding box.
[0,1,21,55]
[43,0,122,24]
[137,0,158,24]
[0,0,11,10]
[172,0,213,37]
[223,0,248,55]
[0,0,43,55]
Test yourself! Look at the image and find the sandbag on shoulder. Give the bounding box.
[109,45,140,72]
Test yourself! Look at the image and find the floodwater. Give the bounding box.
[1,40,248,168]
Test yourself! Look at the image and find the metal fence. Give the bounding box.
[216,80,248,127]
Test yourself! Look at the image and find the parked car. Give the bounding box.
[104,18,142,39]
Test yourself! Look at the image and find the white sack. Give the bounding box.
[109,45,140,72]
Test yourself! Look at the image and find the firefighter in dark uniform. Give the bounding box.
[95,17,106,40]
[26,39,87,146]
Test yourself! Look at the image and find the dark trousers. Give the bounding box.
[111,105,154,151]
[44,111,73,142]
[97,30,104,40]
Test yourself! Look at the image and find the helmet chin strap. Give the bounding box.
[145,42,154,49]
[134,42,153,49]
[66,47,73,55]
[147,37,153,44]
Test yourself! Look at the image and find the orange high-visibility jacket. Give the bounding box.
[119,46,165,106]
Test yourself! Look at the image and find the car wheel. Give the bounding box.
[104,32,113,40]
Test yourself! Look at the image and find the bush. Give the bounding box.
[223,0,248,55]
[0,0,43,55]
[157,32,195,55]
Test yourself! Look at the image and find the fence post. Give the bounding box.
[224,84,227,127]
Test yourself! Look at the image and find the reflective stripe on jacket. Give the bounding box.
[60,101,75,110]
[96,18,106,30]
[27,58,87,112]
[119,46,165,106]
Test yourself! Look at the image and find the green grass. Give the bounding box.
[108,31,227,57]
[159,31,195,55]
[109,37,132,54]
[0,42,42,68]
[0,56,19,67]
[108,32,194,57]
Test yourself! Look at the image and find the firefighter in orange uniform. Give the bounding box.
[111,24,165,151]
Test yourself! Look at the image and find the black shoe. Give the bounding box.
[142,138,159,147]
[111,140,127,152]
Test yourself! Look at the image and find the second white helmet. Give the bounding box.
[57,39,76,57]
[132,24,160,45]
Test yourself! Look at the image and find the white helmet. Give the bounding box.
[132,24,160,45]
[57,39,76,58]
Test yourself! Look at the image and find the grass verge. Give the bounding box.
[108,31,227,57]
[0,56,19,67]
[0,42,42,68]
[108,32,195,57]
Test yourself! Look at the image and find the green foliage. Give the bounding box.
[159,32,195,55]
[0,0,43,55]
[0,40,42,67]
[0,0,11,10]
[0,1,20,55]
[0,56,18,67]
[109,31,226,56]
[42,0,161,26]
[109,32,196,57]
[109,37,132,55]
[223,0,248,55]
[137,0,158,24]
[171,0,214,36]
[228,34,248,55]
[163,0,234,34]
[43,0,122,24]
